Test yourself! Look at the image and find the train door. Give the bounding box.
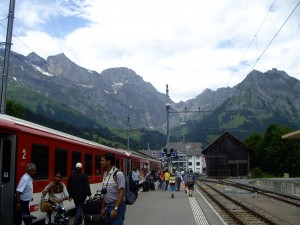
[0,135,17,225]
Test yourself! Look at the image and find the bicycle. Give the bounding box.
[22,214,37,225]
[48,200,70,225]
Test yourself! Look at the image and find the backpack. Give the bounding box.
[113,170,138,205]
[187,174,195,184]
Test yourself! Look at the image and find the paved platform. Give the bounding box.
[124,182,227,225]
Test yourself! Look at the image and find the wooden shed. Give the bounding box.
[202,132,252,179]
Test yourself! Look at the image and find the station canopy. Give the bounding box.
[282,130,300,139]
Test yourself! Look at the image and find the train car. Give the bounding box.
[0,114,161,225]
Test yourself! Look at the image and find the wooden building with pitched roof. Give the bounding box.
[202,132,252,178]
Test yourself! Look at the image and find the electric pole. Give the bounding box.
[1,0,16,114]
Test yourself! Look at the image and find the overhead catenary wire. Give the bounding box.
[248,0,300,73]
[227,0,277,87]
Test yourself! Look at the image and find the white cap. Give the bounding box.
[76,162,82,168]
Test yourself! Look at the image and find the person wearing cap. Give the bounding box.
[67,162,91,225]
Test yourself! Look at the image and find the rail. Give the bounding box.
[196,180,277,225]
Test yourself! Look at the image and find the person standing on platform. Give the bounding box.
[15,163,36,225]
[183,171,189,194]
[175,168,182,191]
[157,170,165,190]
[100,153,126,225]
[169,172,176,198]
[42,171,69,225]
[187,170,196,197]
[131,167,140,189]
[67,162,91,225]
[164,169,170,191]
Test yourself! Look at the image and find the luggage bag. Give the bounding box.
[84,213,105,225]
[83,191,104,225]
[142,181,149,192]
[150,181,155,190]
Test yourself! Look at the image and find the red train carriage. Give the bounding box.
[0,114,161,225]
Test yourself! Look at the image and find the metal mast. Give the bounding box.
[1,0,16,114]
[165,84,171,169]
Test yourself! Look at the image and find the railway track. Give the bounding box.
[221,179,300,208]
[200,178,300,208]
[196,180,278,225]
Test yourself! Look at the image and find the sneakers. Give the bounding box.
[188,194,191,197]
[171,193,174,198]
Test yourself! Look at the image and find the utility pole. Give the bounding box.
[166,84,171,170]
[127,116,130,153]
[1,0,16,114]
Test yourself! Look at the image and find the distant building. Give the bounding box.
[137,142,206,174]
[168,142,205,174]
[202,132,252,179]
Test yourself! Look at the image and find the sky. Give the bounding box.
[1,0,300,102]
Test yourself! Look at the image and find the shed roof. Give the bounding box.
[202,132,253,155]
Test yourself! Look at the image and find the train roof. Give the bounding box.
[0,114,160,162]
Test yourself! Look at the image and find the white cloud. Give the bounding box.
[1,0,299,102]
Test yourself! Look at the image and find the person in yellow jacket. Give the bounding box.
[164,169,170,191]
[169,172,176,198]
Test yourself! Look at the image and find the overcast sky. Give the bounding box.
[1,0,299,102]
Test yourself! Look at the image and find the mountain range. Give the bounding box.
[1,49,300,148]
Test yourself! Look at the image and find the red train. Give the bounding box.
[0,114,161,224]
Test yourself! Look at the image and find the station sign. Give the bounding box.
[160,152,165,157]
[170,152,177,157]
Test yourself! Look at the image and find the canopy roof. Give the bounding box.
[282,130,300,139]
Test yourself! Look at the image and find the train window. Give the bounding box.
[95,155,101,176]
[32,144,49,180]
[2,140,11,183]
[134,162,140,169]
[55,148,68,177]
[85,153,92,176]
[116,159,120,169]
[72,151,81,171]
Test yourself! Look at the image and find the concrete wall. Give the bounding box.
[253,178,300,196]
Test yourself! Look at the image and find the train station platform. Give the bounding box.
[124,182,227,225]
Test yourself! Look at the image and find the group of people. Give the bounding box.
[15,156,196,225]
[15,152,128,225]
[158,168,196,198]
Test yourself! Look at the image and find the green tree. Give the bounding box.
[246,124,300,177]
[244,132,263,168]
[6,99,25,118]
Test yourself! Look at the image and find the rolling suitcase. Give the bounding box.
[150,181,155,190]
[84,191,104,225]
[84,213,105,225]
[143,181,149,192]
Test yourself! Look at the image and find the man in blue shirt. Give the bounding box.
[15,163,36,225]
[175,168,182,191]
